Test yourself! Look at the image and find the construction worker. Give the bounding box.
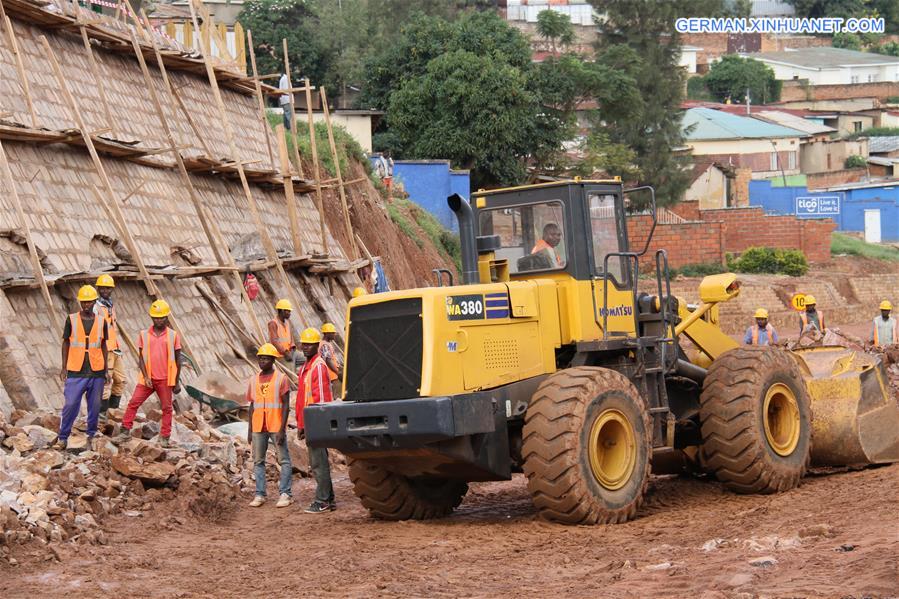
[799,295,826,335]
[54,285,109,451]
[268,299,295,364]
[871,300,899,347]
[295,327,335,514]
[319,323,344,399]
[118,300,182,448]
[531,222,563,266]
[247,343,293,508]
[94,274,125,422]
[744,308,778,346]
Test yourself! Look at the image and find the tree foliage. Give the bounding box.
[705,55,781,104]
[536,9,575,53]
[788,0,899,33]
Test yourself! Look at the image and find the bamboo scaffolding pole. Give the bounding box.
[319,87,357,260]
[302,76,328,254]
[188,0,308,330]
[0,9,38,128]
[79,26,116,139]
[0,138,54,312]
[245,29,275,173]
[129,31,266,342]
[40,35,198,363]
[275,123,304,256]
[169,84,214,158]
[280,38,306,179]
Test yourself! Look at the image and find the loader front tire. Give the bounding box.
[522,367,651,525]
[700,347,811,494]
[348,458,468,520]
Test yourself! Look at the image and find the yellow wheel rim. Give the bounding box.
[763,383,801,457]
[588,408,637,491]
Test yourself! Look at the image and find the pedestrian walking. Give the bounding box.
[295,328,336,513]
[94,274,125,422]
[247,343,293,508]
[871,300,899,347]
[54,285,109,451]
[744,308,778,346]
[118,300,182,447]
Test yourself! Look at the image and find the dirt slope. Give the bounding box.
[4,465,896,598]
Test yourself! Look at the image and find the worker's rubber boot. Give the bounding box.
[108,395,121,410]
[99,399,109,423]
[159,437,170,448]
[116,428,132,442]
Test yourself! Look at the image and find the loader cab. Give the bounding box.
[469,180,636,289]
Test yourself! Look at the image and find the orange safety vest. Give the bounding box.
[302,355,327,406]
[270,319,293,355]
[66,313,105,372]
[800,311,825,332]
[98,304,119,351]
[249,371,286,433]
[751,324,774,345]
[872,317,899,346]
[138,327,178,386]
[531,239,562,265]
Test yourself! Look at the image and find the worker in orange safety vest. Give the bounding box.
[798,295,825,336]
[94,274,125,421]
[871,300,899,347]
[118,300,182,448]
[296,328,335,514]
[743,308,778,346]
[530,222,563,266]
[268,298,296,364]
[247,343,293,508]
[319,322,344,399]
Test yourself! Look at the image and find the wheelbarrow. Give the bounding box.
[186,372,249,422]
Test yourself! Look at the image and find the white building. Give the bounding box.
[679,45,700,74]
[746,48,899,85]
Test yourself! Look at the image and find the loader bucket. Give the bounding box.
[791,347,899,467]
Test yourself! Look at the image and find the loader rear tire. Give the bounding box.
[347,458,468,520]
[522,367,651,525]
[700,347,811,494]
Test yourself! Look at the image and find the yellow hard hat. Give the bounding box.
[77,285,99,302]
[880,300,893,311]
[804,295,816,305]
[754,308,769,319]
[95,274,115,288]
[148,299,171,318]
[352,287,367,298]
[321,323,337,334]
[275,299,292,311]
[256,343,282,358]
[299,327,321,344]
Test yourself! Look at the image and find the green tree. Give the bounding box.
[705,55,781,103]
[589,0,712,205]
[874,40,899,56]
[536,9,575,53]
[387,50,540,188]
[833,32,863,50]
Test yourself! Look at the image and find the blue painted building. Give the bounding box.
[368,157,470,232]
[749,179,899,242]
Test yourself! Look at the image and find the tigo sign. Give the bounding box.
[795,196,839,217]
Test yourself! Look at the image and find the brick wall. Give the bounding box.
[681,33,829,68]
[781,80,899,102]
[733,168,752,206]
[627,215,725,269]
[806,168,867,189]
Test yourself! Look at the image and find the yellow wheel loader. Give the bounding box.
[305,181,899,524]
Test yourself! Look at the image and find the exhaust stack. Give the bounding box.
[447,193,479,285]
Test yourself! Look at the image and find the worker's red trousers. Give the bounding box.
[122,379,173,438]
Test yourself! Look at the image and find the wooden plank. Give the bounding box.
[275,123,304,256]
[0,138,54,312]
[188,0,308,329]
[0,11,38,128]
[281,38,305,179]
[302,73,328,254]
[320,87,357,259]
[245,29,275,172]
[79,26,116,138]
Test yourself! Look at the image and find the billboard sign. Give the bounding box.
[795,195,840,217]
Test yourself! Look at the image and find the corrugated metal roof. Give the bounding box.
[748,47,899,69]
[683,107,807,141]
[868,136,899,153]
[752,110,835,135]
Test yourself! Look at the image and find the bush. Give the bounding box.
[669,262,727,278]
[728,247,809,276]
[844,155,867,168]
[845,126,899,140]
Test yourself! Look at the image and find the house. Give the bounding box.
[747,47,899,85]
[307,109,383,154]
[683,107,807,179]
[679,46,700,74]
[867,137,899,177]
[750,179,899,242]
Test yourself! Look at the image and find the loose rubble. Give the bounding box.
[0,405,320,565]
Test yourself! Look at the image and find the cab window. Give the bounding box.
[588,192,627,284]
[478,201,566,274]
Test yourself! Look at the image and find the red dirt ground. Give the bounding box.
[2,463,896,598]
